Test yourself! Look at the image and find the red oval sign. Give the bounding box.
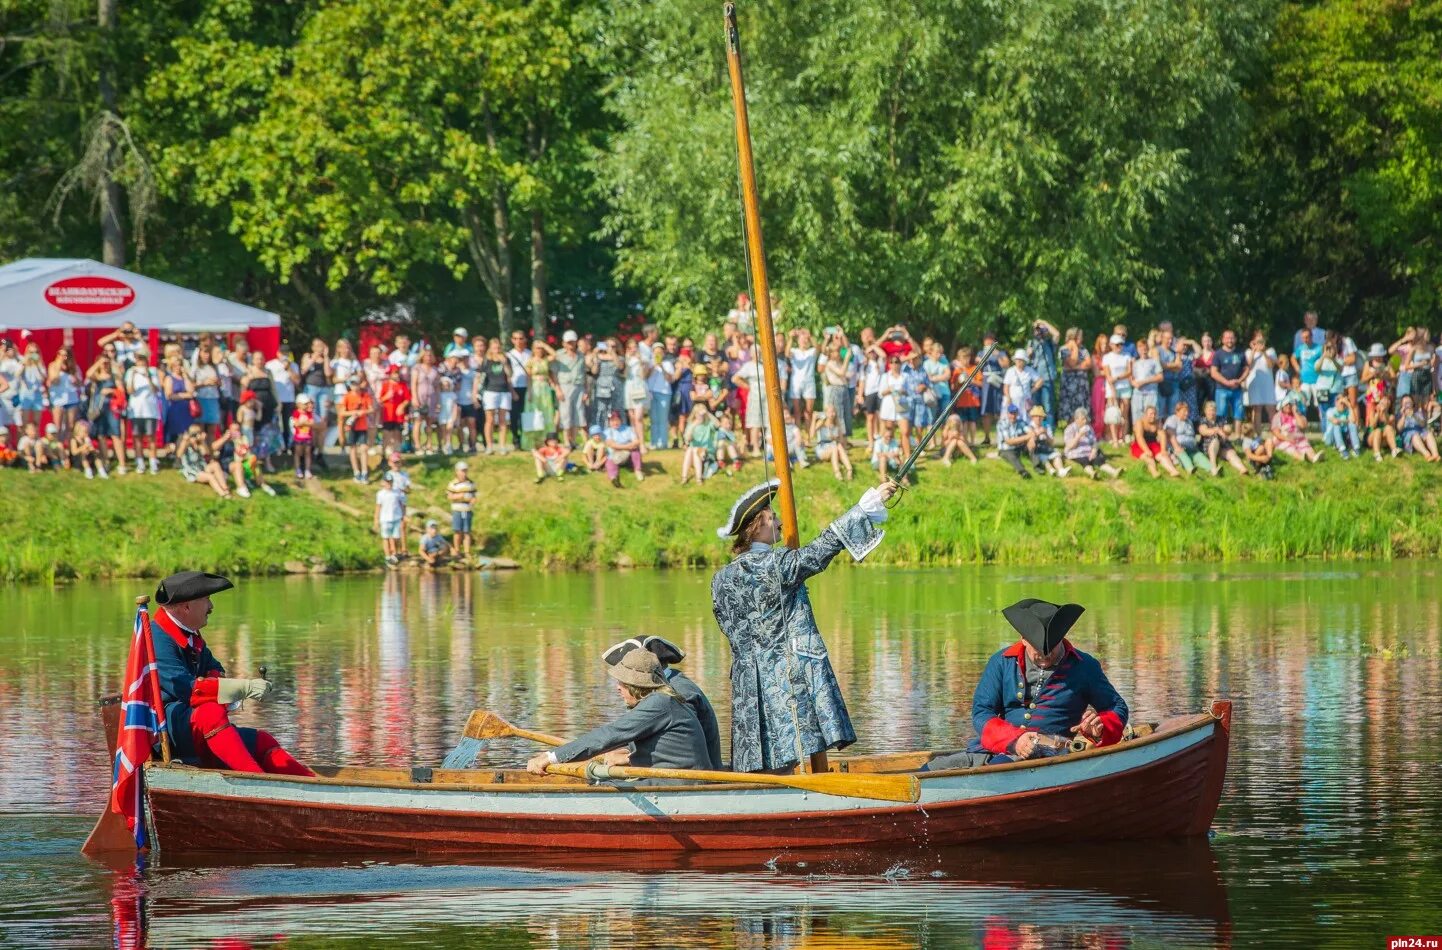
[44,276,136,315]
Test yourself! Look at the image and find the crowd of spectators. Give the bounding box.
[3,302,1441,560]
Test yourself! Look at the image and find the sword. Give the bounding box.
[887,340,1000,503]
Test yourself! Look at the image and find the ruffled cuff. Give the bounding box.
[828,506,885,562]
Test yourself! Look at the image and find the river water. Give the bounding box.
[2,564,1440,948]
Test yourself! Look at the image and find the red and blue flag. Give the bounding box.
[109,605,167,849]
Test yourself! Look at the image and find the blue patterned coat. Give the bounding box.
[711,506,882,772]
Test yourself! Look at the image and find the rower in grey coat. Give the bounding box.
[528,649,708,775]
[604,636,723,769]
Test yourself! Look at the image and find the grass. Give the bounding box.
[4,443,1442,583]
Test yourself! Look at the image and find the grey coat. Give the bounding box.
[552,691,709,771]
[711,506,882,772]
[664,668,723,770]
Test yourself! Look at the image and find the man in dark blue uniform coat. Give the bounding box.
[151,571,313,776]
[926,599,1129,770]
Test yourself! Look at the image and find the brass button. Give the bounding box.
[1023,713,1032,721]
[1029,703,1036,709]
[1016,691,1024,699]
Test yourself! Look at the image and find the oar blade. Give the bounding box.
[463,710,515,741]
[795,771,921,804]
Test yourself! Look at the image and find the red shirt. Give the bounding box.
[379,380,411,424]
[879,337,914,360]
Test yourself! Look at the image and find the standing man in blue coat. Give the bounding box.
[711,478,898,774]
[926,599,1129,771]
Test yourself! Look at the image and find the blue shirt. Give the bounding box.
[1213,347,1245,383]
[1029,336,1059,382]
[1295,341,1322,386]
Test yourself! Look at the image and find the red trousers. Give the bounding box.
[188,702,314,777]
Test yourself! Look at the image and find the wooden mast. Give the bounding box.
[724,2,800,549]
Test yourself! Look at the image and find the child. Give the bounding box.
[679,405,716,485]
[339,376,375,483]
[582,425,608,474]
[713,413,743,475]
[16,422,42,471]
[236,389,258,450]
[375,471,404,565]
[39,422,66,470]
[870,429,902,484]
[291,393,316,480]
[378,365,411,458]
[419,519,452,567]
[938,414,977,466]
[533,433,569,483]
[811,405,854,481]
[0,430,17,468]
[1323,394,1361,459]
[1242,424,1276,479]
[446,460,476,560]
[69,419,101,478]
[231,439,277,498]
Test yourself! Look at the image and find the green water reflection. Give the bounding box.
[2,563,1440,947]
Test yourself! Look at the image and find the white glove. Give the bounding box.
[216,678,272,704]
[857,487,889,524]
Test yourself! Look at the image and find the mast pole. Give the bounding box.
[724,2,800,549]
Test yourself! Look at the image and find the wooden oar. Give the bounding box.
[544,760,921,804]
[462,710,565,747]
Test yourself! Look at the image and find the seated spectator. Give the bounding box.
[1063,408,1119,479]
[1242,423,1276,479]
[17,422,43,472]
[995,403,1035,479]
[1364,391,1399,461]
[1271,401,1321,463]
[1395,394,1441,462]
[1163,402,1214,476]
[765,409,810,468]
[1197,401,1249,476]
[419,520,453,568]
[1131,405,1181,478]
[680,405,717,485]
[603,409,644,488]
[939,414,977,467]
[230,439,276,497]
[870,428,902,483]
[39,423,66,471]
[176,423,232,498]
[68,419,102,479]
[0,430,17,468]
[1028,406,1069,477]
[1323,392,1362,459]
[375,471,404,565]
[446,461,476,560]
[812,404,854,480]
[582,425,608,474]
[533,433,570,483]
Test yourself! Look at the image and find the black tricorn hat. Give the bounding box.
[1001,598,1085,654]
[155,571,234,606]
[601,636,685,667]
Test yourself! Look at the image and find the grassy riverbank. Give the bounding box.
[5,446,1442,583]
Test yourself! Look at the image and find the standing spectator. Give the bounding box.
[1129,339,1162,426]
[446,461,476,561]
[298,339,331,441]
[410,348,439,455]
[1112,323,1139,358]
[1323,391,1362,459]
[1198,400,1249,476]
[603,408,645,487]
[455,346,479,453]
[161,353,197,448]
[1101,334,1133,438]
[623,339,649,444]
[17,343,48,433]
[733,350,768,457]
[952,346,983,447]
[46,346,83,442]
[552,330,588,448]
[1027,319,1060,428]
[589,340,622,430]
[1156,326,1181,420]
[338,375,375,482]
[859,344,884,445]
[265,346,299,448]
[1271,400,1321,463]
[876,352,906,449]
[1059,328,1091,425]
[532,433,569,483]
[820,337,851,439]
[1292,328,1323,420]
[1336,330,1361,407]
[922,339,951,421]
[236,388,259,449]
[377,365,411,458]
[0,338,19,439]
[387,332,417,371]
[522,340,557,450]
[1163,401,1213,475]
[1131,404,1181,478]
[1406,329,1435,406]
[243,351,277,431]
[362,345,389,436]
[1087,334,1110,438]
[978,332,1008,445]
[291,393,316,479]
[788,328,818,436]
[1244,333,1277,431]
[328,339,360,449]
[125,351,162,474]
[1210,329,1247,437]
[1003,349,1035,419]
[1313,338,1343,425]
[192,348,223,439]
[443,327,473,361]
[506,329,532,446]
[901,349,932,456]
[479,338,514,454]
[437,353,461,453]
[98,321,143,368]
[1063,408,1119,479]
[68,419,100,478]
[85,350,126,474]
[375,471,405,565]
[1293,311,1327,355]
[1175,338,1201,420]
[995,404,1034,479]
[1194,332,1216,408]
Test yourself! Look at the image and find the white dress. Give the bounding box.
[789,347,818,400]
[126,367,161,420]
[739,361,767,429]
[878,370,905,422]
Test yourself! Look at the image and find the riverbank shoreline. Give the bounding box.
[6,445,1441,583]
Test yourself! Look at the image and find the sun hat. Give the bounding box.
[588,425,602,436]
[240,389,257,403]
[606,648,667,690]
[562,330,578,343]
[1012,349,1028,362]
[44,422,58,435]
[717,478,780,539]
[1367,343,1387,360]
[454,461,469,471]
[1109,334,1124,345]
[1029,405,1046,418]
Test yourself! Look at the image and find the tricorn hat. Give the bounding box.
[607,648,667,690]
[716,478,779,539]
[155,571,234,606]
[602,636,685,667]
[1001,598,1084,654]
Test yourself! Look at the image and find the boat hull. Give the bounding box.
[145,702,1231,854]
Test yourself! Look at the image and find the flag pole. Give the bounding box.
[137,595,172,765]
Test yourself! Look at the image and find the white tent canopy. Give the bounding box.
[0,258,279,332]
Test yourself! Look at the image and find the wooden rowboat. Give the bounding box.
[123,700,1230,855]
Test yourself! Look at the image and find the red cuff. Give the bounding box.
[1096,710,1125,746]
[189,677,219,707]
[980,717,1026,754]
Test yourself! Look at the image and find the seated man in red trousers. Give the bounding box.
[150,571,314,776]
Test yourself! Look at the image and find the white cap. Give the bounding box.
[562,330,578,343]
[1012,349,1028,362]
[452,327,468,338]
[596,341,610,351]
[455,461,469,471]
[1109,334,1124,345]
[45,422,58,434]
